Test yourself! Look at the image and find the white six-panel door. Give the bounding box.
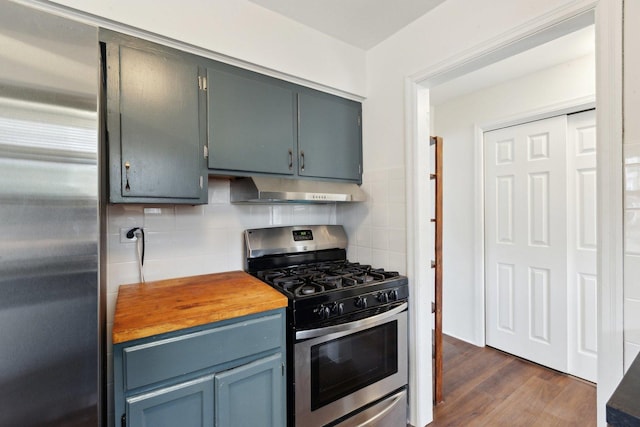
[485,115,569,373]
[484,111,597,382]
[566,110,598,382]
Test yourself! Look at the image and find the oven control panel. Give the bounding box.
[295,281,409,327]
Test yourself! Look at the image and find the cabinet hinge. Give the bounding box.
[198,75,207,91]
[204,145,209,159]
[199,176,204,189]
[121,413,126,427]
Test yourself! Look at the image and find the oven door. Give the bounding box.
[294,303,408,427]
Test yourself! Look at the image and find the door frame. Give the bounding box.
[404,1,623,426]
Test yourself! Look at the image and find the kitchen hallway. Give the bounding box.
[428,335,596,426]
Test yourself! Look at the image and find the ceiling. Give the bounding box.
[248,0,447,49]
[247,1,594,105]
[429,25,595,105]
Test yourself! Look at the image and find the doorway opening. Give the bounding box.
[408,9,599,413]
[430,23,596,384]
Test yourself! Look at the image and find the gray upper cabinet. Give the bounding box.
[206,61,362,184]
[298,89,362,182]
[207,64,296,175]
[104,33,208,204]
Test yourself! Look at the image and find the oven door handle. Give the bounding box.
[295,302,408,340]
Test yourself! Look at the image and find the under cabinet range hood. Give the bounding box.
[230,177,366,203]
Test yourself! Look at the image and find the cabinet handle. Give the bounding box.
[300,150,305,171]
[288,149,293,170]
[124,161,131,192]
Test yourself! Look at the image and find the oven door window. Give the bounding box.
[310,321,398,410]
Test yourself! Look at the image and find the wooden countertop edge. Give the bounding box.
[112,271,287,344]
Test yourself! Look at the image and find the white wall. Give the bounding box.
[362,2,597,425]
[432,54,595,343]
[47,0,366,97]
[623,0,640,371]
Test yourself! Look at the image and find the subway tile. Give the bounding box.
[356,246,372,265]
[388,251,407,275]
[356,226,372,247]
[625,143,640,164]
[388,203,405,228]
[106,205,143,235]
[626,164,640,209]
[370,180,389,204]
[108,261,142,290]
[106,291,118,324]
[624,298,640,344]
[625,210,640,255]
[388,229,407,253]
[388,168,405,181]
[388,178,405,203]
[371,203,389,227]
[371,228,389,250]
[346,245,358,260]
[107,231,139,264]
[208,178,231,204]
[625,341,640,373]
[174,204,206,230]
[625,254,640,300]
[142,206,176,231]
[363,169,387,183]
[371,249,389,269]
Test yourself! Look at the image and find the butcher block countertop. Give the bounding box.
[112,271,287,344]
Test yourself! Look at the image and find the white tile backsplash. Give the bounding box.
[624,341,640,373]
[625,209,640,255]
[624,298,640,345]
[337,167,407,273]
[625,254,640,301]
[105,176,339,354]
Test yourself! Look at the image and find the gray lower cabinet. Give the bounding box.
[103,31,208,204]
[113,309,286,427]
[215,353,284,427]
[127,375,215,427]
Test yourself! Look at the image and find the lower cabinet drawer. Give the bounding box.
[123,312,283,390]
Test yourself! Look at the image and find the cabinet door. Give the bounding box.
[107,42,207,203]
[207,65,296,175]
[298,90,362,182]
[126,375,214,427]
[215,353,284,427]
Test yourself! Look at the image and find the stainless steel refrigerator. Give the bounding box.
[0,2,102,425]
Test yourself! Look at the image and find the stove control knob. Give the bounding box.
[355,296,368,309]
[332,302,345,316]
[388,289,399,301]
[377,292,389,303]
[316,305,331,320]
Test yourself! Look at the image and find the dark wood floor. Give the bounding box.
[427,335,596,426]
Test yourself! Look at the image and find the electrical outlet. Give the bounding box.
[120,227,138,243]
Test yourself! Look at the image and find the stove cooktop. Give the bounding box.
[256,261,400,299]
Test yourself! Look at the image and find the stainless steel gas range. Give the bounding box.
[244,225,408,427]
